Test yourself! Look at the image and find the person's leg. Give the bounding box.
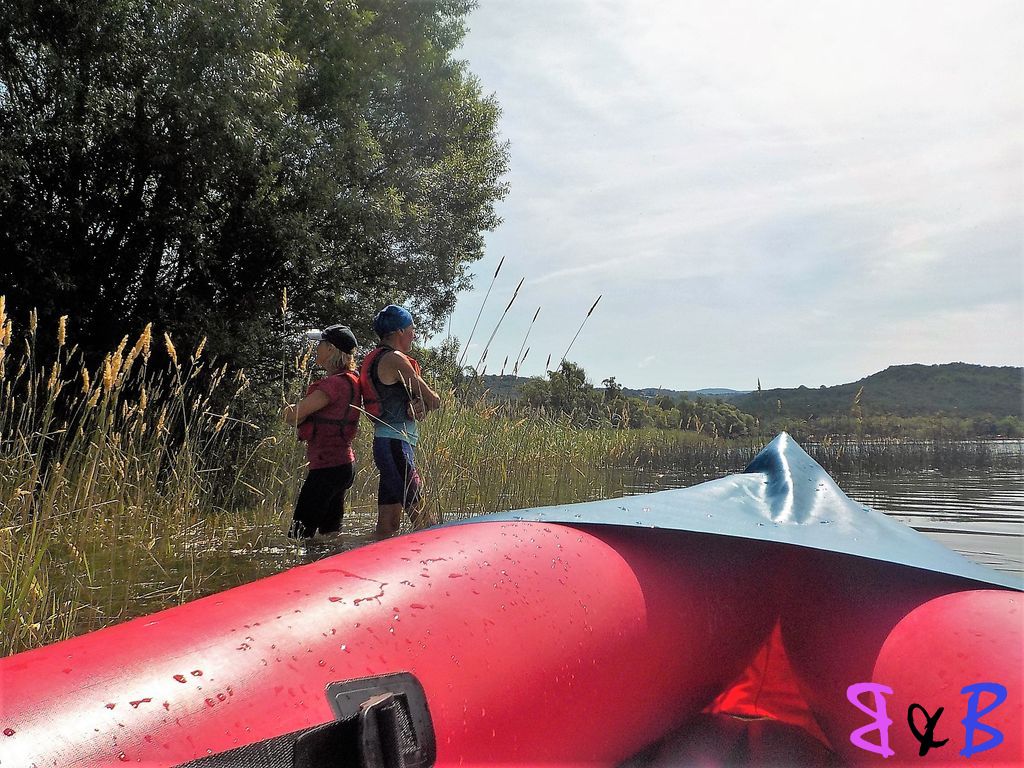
[289,468,329,539]
[373,436,405,537]
[375,502,403,537]
[318,463,354,535]
[394,439,433,529]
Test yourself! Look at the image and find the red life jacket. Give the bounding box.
[297,370,361,444]
[359,345,421,420]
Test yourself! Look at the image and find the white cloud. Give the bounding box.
[445,0,1024,389]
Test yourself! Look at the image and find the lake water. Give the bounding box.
[236,461,1024,584]
[838,469,1023,575]
[87,447,1024,637]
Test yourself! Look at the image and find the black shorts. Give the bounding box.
[289,463,355,538]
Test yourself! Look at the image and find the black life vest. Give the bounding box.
[359,346,421,423]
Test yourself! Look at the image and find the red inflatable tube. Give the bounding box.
[777,549,1022,766]
[0,521,780,767]
[873,590,1023,766]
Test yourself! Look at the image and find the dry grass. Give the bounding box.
[0,306,651,655]
[0,308,304,653]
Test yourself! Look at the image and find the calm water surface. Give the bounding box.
[219,464,1023,582]
[121,457,1024,625]
[838,469,1023,575]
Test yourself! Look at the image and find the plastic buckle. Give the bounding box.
[324,672,435,768]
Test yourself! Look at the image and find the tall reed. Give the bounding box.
[0,310,647,654]
[0,311,301,654]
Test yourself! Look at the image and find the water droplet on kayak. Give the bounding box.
[191,670,203,677]
[129,699,151,709]
[106,703,116,709]
[117,751,128,761]
[318,660,326,667]
[329,596,342,602]
[3,728,15,737]
[340,644,349,652]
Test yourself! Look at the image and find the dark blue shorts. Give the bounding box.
[372,436,421,508]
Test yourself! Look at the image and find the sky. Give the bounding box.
[430,0,1024,392]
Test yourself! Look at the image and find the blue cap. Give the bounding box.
[373,305,414,337]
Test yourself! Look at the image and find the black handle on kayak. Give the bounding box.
[176,671,435,768]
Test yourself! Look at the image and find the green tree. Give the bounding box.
[601,375,622,402]
[0,0,509,374]
[548,360,597,420]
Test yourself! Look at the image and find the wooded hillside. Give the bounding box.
[732,364,1022,420]
[478,363,1023,424]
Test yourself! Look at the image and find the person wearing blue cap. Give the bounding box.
[282,324,362,538]
[359,305,441,536]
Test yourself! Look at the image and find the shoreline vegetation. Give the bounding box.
[2,310,1021,656]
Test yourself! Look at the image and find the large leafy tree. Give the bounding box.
[0,0,508,371]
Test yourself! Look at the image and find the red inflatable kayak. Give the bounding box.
[1,433,1019,767]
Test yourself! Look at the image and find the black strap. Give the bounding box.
[174,672,434,768]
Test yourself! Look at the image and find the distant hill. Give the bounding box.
[623,387,749,400]
[476,364,1022,421]
[731,363,1023,420]
[476,377,748,402]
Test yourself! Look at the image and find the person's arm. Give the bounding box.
[282,389,331,425]
[381,352,441,414]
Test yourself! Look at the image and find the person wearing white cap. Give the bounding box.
[282,324,361,538]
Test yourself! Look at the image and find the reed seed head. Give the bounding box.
[164,333,178,368]
[102,356,115,391]
[133,324,153,362]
